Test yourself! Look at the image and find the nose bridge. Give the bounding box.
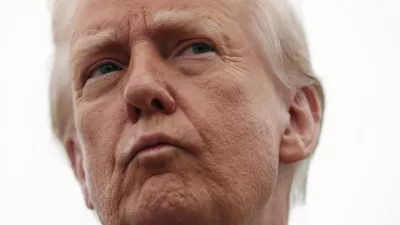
[131,41,163,77]
[123,41,176,122]
[126,41,164,91]
[125,42,161,96]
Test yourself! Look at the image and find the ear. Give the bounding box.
[65,136,94,209]
[280,86,322,164]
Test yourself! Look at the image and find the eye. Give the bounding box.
[88,62,124,79]
[176,42,215,57]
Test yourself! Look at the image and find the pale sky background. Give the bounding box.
[0,0,399,225]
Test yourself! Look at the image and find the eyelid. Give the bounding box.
[170,39,215,58]
[85,59,125,79]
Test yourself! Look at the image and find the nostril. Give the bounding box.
[151,99,164,110]
[135,107,142,116]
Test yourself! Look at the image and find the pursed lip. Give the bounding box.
[128,132,181,162]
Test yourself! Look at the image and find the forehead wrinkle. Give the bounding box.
[70,5,238,66]
[149,9,224,32]
[148,9,236,52]
[70,3,136,51]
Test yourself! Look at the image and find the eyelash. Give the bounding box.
[171,39,215,58]
[85,59,124,79]
[81,39,216,82]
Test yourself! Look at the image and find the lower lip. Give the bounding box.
[135,144,177,160]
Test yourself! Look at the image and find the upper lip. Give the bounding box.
[129,132,180,161]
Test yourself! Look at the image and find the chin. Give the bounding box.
[123,173,214,225]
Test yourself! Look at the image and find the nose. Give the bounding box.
[124,43,176,123]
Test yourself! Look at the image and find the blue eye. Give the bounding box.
[89,62,123,78]
[190,43,213,54]
[180,43,214,56]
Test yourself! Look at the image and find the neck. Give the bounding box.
[259,164,294,225]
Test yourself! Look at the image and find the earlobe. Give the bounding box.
[280,126,307,164]
[83,184,94,209]
[65,136,94,209]
[279,87,322,164]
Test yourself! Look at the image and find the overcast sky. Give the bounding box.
[0,0,399,225]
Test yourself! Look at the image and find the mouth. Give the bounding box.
[129,132,181,162]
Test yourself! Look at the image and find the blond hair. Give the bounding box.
[49,0,324,207]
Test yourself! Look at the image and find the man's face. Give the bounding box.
[70,0,289,224]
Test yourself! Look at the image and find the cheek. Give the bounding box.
[76,97,125,154]
[74,93,126,205]
[181,67,281,200]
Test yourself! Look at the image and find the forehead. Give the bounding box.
[72,0,242,33]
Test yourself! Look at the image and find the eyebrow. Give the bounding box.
[149,10,225,35]
[70,9,228,64]
[71,29,121,63]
